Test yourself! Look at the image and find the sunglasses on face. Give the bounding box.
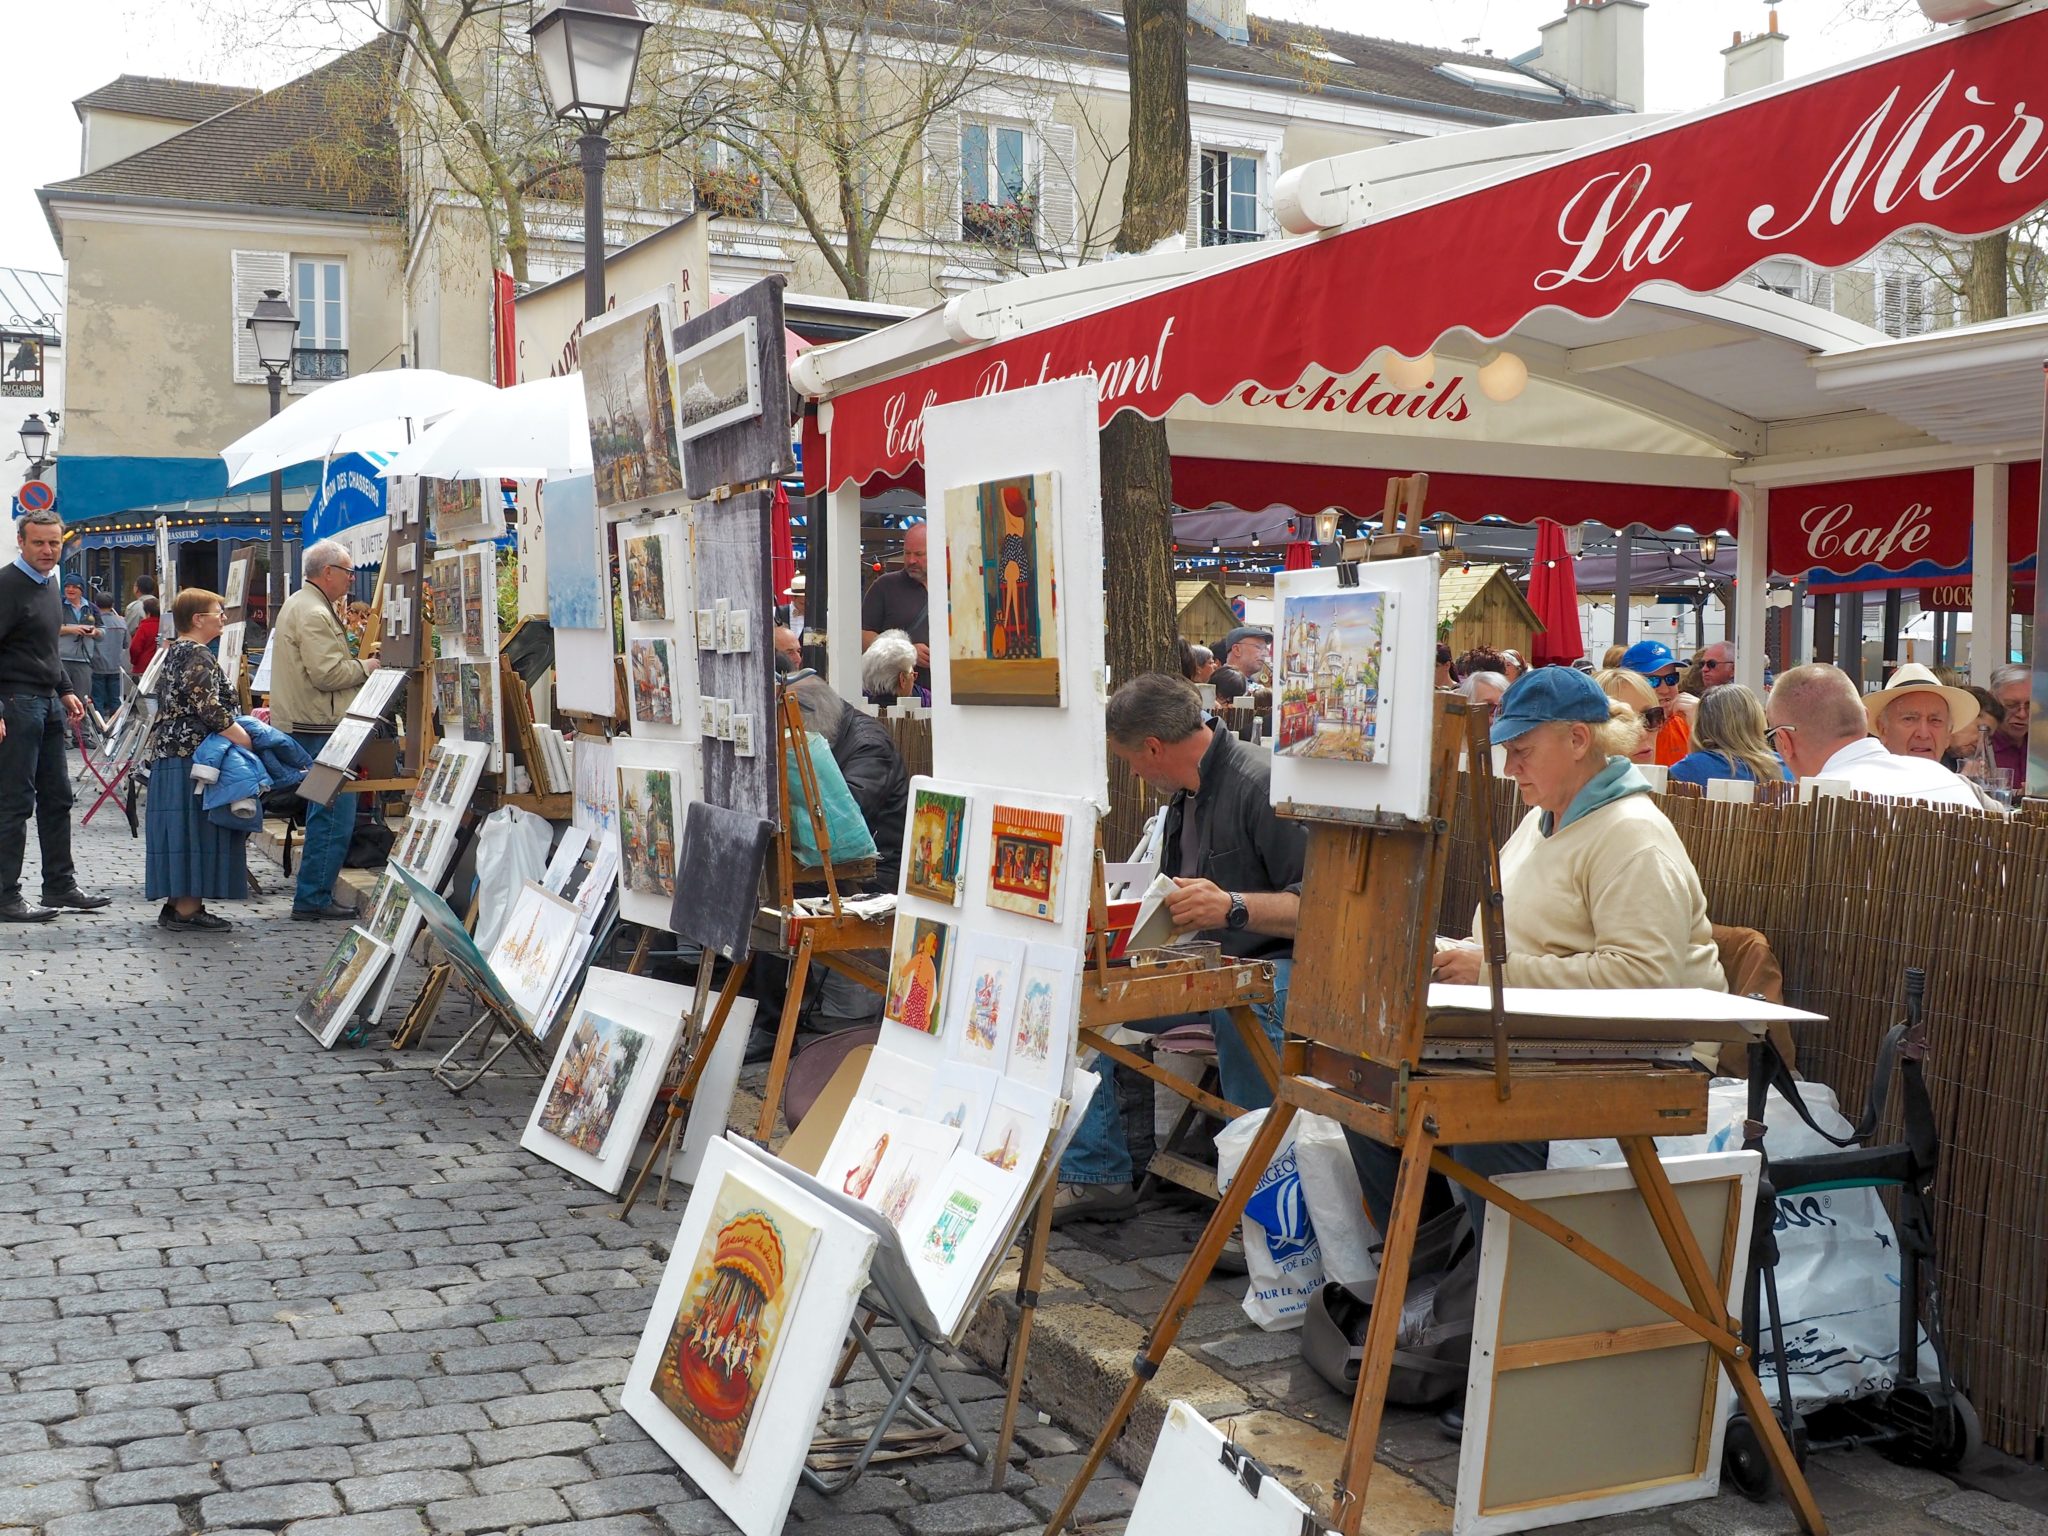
[1650,671,1681,686]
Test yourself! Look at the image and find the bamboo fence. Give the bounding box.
[1443,780,2048,1460]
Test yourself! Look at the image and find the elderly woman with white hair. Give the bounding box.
[862,629,922,706]
[272,538,381,920]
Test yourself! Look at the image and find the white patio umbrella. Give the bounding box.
[375,374,592,481]
[219,368,495,485]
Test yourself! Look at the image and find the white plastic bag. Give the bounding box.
[1216,1109,1325,1331]
[1550,1078,1937,1409]
[472,806,553,952]
[1294,1114,1380,1288]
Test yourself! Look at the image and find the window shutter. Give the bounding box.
[926,113,963,240]
[1037,121,1080,256]
[1186,141,1205,249]
[762,165,798,226]
[231,249,291,384]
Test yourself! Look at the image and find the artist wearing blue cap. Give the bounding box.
[1618,638,1695,764]
[1346,667,1725,1373]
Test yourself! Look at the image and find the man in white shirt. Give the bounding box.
[1767,664,1983,812]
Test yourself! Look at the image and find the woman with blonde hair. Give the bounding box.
[1669,684,1791,789]
[1593,667,1659,765]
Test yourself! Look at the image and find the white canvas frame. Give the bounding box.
[1455,1151,1761,1536]
[922,377,1107,810]
[624,1137,877,1536]
[485,881,584,1026]
[294,926,392,1048]
[618,509,700,746]
[1127,1399,1329,1536]
[555,625,619,719]
[673,314,763,443]
[581,286,685,512]
[520,966,691,1193]
[1268,556,1437,823]
[609,735,698,932]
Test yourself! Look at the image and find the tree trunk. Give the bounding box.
[1099,0,1190,851]
[1966,229,2010,322]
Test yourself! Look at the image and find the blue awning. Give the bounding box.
[51,454,327,523]
[301,454,389,546]
[72,521,270,552]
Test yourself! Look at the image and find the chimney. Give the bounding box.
[1531,0,1647,111]
[1723,10,1787,99]
[1188,0,1248,45]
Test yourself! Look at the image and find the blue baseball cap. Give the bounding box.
[1618,640,1680,679]
[1489,666,1613,745]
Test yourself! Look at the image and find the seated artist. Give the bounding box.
[1056,672,1304,1225]
[1346,666,1725,1254]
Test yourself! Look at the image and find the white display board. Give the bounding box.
[1268,556,1438,824]
[921,377,1107,809]
[1127,1399,1333,1536]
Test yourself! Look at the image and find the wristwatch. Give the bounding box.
[1225,892,1249,931]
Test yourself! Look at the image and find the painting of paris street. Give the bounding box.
[1273,589,1397,764]
[584,302,686,509]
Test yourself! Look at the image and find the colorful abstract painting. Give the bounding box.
[943,471,1060,706]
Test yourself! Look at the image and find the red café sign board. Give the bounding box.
[813,4,2048,493]
[1766,462,2041,593]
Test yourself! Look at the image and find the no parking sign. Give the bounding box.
[14,480,54,514]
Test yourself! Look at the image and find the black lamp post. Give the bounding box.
[246,288,299,618]
[17,414,52,479]
[530,0,654,323]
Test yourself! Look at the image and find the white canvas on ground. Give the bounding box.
[485,881,583,1026]
[921,378,1107,810]
[898,1148,1028,1336]
[1455,1151,1760,1536]
[1128,1400,1331,1536]
[1267,557,1438,823]
[624,1137,877,1536]
[520,967,690,1193]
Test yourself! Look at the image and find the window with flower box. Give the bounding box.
[961,120,1037,249]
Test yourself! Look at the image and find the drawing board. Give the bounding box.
[1128,1400,1333,1536]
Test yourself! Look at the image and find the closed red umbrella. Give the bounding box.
[1525,517,1584,667]
[1283,541,1315,571]
[772,483,796,604]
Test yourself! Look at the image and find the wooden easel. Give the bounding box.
[1038,692,1827,1536]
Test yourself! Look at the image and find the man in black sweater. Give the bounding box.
[0,510,110,920]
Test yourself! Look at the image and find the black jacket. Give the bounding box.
[829,705,908,888]
[0,566,66,698]
[1159,722,1306,961]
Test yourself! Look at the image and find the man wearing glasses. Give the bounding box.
[1766,664,1982,812]
[1619,640,1694,765]
[271,540,380,919]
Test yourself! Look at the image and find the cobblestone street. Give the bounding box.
[6,808,2048,1536]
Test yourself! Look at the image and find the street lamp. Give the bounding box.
[530,0,654,323]
[17,413,51,478]
[246,287,298,617]
[1432,512,1459,554]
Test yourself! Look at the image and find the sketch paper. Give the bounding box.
[904,787,969,905]
[948,931,1023,1075]
[856,1045,936,1117]
[573,736,618,838]
[1274,588,1396,763]
[314,717,376,771]
[545,474,607,630]
[944,471,1061,707]
[975,1079,1053,1176]
[485,881,583,1026]
[346,666,407,722]
[819,1101,963,1235]
[1009,943,1079,1097]
[521,967,689,1192]
[535,934,592,1039]
[883,914,955,1036]
[921,1061,998,1152]
[295,926,391,1049]
[630,637,679,726]
[901,1150,1027,1331]
[986,804,1066,922]
[215,621,246,685]
[583,295,685,508]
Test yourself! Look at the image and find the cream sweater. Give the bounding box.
[1482,791,1726,993]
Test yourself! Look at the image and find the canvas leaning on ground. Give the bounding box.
[520,968,689,1193]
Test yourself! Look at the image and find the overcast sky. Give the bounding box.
[0,0,1923,281]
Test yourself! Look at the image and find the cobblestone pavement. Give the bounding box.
[8,808,2048,1536]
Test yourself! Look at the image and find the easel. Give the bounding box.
[1040,700,1826,1534]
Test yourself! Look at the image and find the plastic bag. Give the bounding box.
[1550,1078,1937,1409]
[784,730,878,867]
[1216,1109,1325,1331]
[473,806,553,952]
[1295,1113,1380,1288]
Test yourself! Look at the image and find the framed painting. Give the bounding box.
[1274,587,1396,764]
[904,785,969,906]
[623,1137,876,1536]
[485,881,584,1027]
[985,803,1066,923]
[545,474,607,630]
[428,555,463,648]
[943,470,1061,707]
[458,660,500,768]
[426,475,504,544]
[294,926,391,1049]
[883,914,954,1037]
[673,315,763,444]
[582,293,685,510]
[623,528,673,623]
[520,965,688,1192]
[629,637,679,727]
[222,552,251,614]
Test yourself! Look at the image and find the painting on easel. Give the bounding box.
[617,764,681,900]
[649,1170,820,1473]
[584,299,685,509]
[1274,588,1396,764]
[944,471,1061,707]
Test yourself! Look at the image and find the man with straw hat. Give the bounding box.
[1766,664,1983,812]
[1866,663,1979,763]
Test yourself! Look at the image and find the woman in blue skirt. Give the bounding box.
[145,588,251,932]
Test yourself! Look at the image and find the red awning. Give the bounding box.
[811,5,2048,496]
[1767,461,2041,590]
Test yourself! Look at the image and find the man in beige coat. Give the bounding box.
[273,539,379,919]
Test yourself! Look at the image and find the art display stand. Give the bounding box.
[1038,692,1829,1536]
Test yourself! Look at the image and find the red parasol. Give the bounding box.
[1526,517,1584,667]
[1283,541,1316,571]
[771,483,796,605]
